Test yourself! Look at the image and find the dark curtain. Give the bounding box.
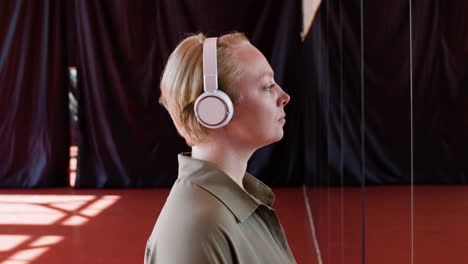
[305,0,468,186]
[73,0,303,187]
[2,0,467,188]
[72,0,181,188]
[0,1,70,187]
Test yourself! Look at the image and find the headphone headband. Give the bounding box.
[194,36,233,129]
[203,37,218,93]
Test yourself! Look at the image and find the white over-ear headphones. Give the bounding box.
[194,37,234,129]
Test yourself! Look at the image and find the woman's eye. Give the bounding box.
[265,83,275,90]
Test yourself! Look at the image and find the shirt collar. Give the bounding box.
[177,152,275,223]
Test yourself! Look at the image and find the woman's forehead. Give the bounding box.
[236,44,272,80]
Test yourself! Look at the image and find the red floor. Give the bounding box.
[0,188,317,264]
[309,185,468,264]
[2,185,467,263]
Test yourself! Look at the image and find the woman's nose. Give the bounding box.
[278,87,290,107]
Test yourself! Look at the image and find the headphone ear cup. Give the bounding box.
[194,90,234,129]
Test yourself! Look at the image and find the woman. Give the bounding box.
[145,32,293,264]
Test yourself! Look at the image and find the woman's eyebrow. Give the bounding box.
[258,71,274,81]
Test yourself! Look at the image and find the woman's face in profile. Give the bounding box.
[226,43,290,149]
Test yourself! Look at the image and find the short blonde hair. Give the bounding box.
[159,32,249,146]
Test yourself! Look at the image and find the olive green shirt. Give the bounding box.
[145,153,296,264]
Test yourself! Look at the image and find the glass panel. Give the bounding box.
[362,0,413,263]
[413,1,468,263]
[304,0,364,263]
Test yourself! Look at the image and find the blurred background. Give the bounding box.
[0,0,467,263]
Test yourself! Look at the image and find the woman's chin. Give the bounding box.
[264,133,284,146]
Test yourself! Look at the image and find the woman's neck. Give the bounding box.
[191,141,254,190]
